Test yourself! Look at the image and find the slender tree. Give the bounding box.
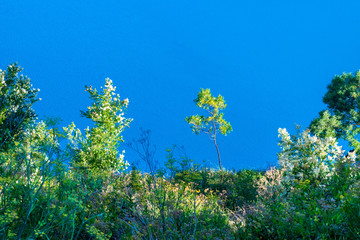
[185,88,232,170]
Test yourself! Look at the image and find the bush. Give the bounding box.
[164,146,263,211]
[235,128,360,239]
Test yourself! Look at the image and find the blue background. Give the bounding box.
[1,0,360,170]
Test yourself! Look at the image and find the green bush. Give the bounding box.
[164,147,263,211]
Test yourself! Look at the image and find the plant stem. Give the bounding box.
[212,120,222,170]
[214,138,222,170]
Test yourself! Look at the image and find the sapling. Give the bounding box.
[64,78,132,172]
[186,88,232,170]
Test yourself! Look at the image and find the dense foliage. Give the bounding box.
[310,70,360,151]
[0,63,39,151]
[1,63,360,239]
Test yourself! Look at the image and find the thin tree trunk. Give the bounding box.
[212,120,222,170]
[214,138,222,170]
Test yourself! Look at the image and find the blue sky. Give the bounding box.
[1,0,360,170]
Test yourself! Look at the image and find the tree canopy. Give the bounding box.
[310,70,360,152]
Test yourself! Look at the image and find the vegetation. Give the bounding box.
[185,88,232,170]
[0,63,39,151]
[1,63,360,239]
[310,70,360,153]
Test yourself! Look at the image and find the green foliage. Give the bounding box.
[186,88,232,136]
[0,63,39,150]
[0,66,235,239]
[236,129,360,239]
[186,88,232,170]
[129,166,142,191]
[0,120,66,239]
[310,110,341,138]
[310,70,360,152]
[123,173,233,239]
[164,148,263,211]
[64,78,132,172]
[165,145,202,183]
[4,63,360,239]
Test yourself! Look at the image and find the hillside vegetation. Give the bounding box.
[1,63,360,239]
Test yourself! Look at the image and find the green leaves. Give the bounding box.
[310,110,341,138]
[194,88,227,111]
[0,63,40,151]
[185,88,232,169]
[64,78,132,172]
[310,70,360,153]
[186,88,232,137]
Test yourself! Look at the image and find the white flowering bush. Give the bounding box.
[64,78,132,172]
[236,128,360,239]
[0,63,40,150]
[277,128,356,183]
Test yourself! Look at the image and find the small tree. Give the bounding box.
[185,88,232,170]
[64,78,132,172]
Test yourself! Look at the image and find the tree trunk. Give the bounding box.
[214,137,222,170]
[212,120,222,170]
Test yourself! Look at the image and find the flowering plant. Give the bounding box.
[64,78,132,172]
[277,128,355,183]
[0,63,40,150]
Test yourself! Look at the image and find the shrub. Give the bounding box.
[236,128,360,239]
[0,63,39,151]
[64,78,132,172]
